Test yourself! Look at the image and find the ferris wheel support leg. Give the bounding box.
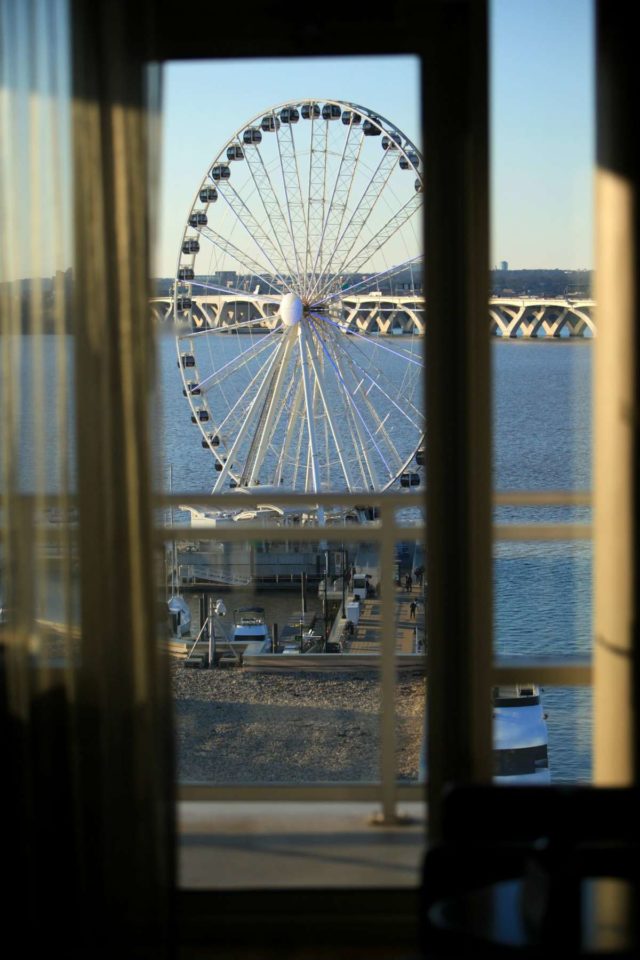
[273,374,304,487]
[211,336,285,492]
[298,323,322,496]
[244,330,298,486]
[311,320,380,490]
[303,329,355,492]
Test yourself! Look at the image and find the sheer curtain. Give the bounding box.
[1,1,173,955]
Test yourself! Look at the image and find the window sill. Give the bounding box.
[179,800,427,889]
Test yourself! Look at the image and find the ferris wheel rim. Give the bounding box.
[173,97,423,305]
[174,98,425,494]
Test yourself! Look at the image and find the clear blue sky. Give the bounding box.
[157,56,422,278]
[489,0,594,271]
[156,0,594,277]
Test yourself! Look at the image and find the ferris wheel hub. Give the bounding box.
[280,292,304,327]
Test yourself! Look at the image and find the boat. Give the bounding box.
[231,606,272,645]
[492,685,550,783]
[418,683,550,784]
[167,594,192,638]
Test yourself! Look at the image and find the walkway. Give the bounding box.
[350,585,425,655]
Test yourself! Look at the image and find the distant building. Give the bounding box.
[500,260,509,271]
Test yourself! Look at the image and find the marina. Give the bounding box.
[166,535,426,669]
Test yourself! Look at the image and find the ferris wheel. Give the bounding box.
[174,98,425,494]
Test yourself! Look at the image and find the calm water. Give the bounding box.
[492,340,592,783]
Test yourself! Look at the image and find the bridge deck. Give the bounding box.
[151,295,596,338]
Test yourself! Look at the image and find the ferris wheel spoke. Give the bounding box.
[305,115,328,282]
[274,117,308,289]
[274,372,304,486]
[263,372,299,485]
[308,319,394,487]
[216,310,280,335]
[302,326,355,491]
[240,133,301,285]
[325,330,424,432]
[327,320,423,431]
[340,192,423,278]
[311,120,330,277]
[241,328,298,487]
[337,390,369,490]
[197,225,284,298]
[196,329,280,393]
[216,346,283,435]
[311,147,399,302]
[333,342,409,473]
[298,323,324,494]
[318,321,406,471]
[313,255,423,308]
[321,316,424,422]
[341,379,379,490]
[311,320,370,489]
[216,181,294,288]
[291,383,307,491]
[311,311,423,366]
[306,123,365,302]
[179,314,278,340]
[211,335,288,492]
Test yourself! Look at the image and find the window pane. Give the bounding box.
[490,0,594,784]
[155,54,425,888]
[168,535,381,785]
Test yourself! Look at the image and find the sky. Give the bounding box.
[154,0,594,276]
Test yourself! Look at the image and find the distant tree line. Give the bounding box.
[491,269,592,298]
[158,267,593,300]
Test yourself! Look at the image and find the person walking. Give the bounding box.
[406,573,413,593]
[409,599,417,620]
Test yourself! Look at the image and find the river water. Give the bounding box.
[492,340,592,783]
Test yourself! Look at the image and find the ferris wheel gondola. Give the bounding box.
[174,98,425,494]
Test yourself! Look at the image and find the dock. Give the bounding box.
[350,587,424,655]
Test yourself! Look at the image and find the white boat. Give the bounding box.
[231,606,272,645]
[492,685,550,784]
[418,683,550,784]
[167,594,192,637]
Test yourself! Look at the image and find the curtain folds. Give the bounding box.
[1,0,173,955]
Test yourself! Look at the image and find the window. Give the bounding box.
[490,0,595,785]
[157,58,427,888]
[3,0,638,954]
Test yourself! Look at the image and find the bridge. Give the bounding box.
[150,294,596,339]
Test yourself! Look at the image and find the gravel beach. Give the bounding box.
[172,662,425,783]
